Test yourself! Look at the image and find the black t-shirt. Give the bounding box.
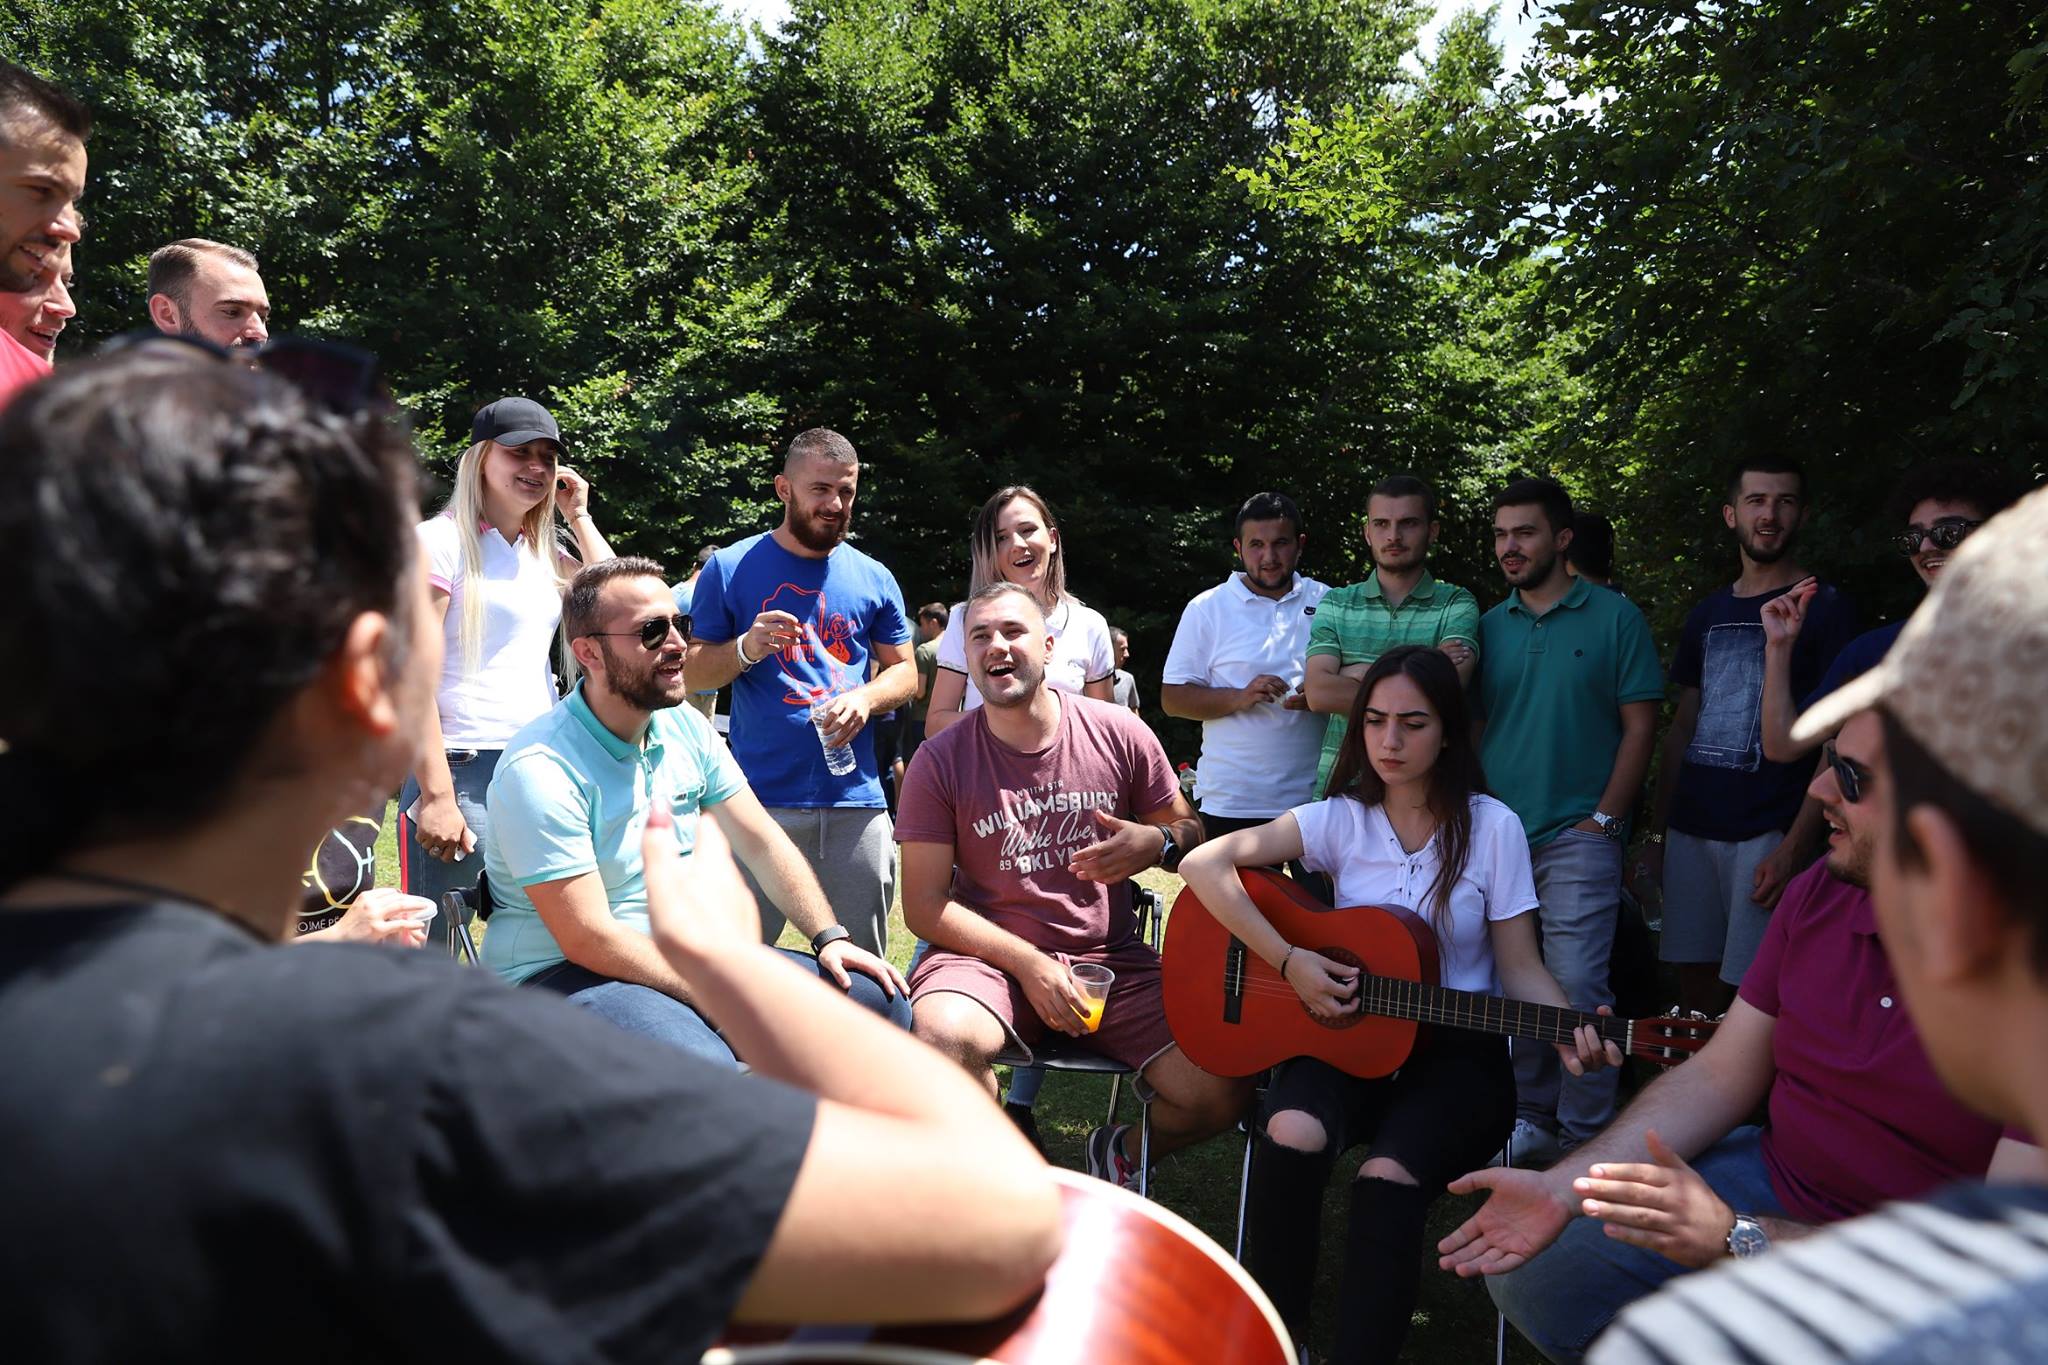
[0,902,816,1362]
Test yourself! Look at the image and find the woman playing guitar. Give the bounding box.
[1176,645,1620,1362]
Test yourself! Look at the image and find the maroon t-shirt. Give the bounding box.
[1740,862,2011,1223]
[895,694,1179,955]
[0,330,51,413]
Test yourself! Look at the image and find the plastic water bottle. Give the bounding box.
[809,691,858,777]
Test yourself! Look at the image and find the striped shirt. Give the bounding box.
[1305,570,1479,793]
[1591,1181,2048,1364]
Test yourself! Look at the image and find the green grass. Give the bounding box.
[374,804,1539,1363]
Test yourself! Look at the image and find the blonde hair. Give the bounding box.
[968,485,1076,608]
[441,439,571,672]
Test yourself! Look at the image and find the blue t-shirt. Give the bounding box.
[1669,580,1857,841]
[482,684,748,984]
[1803,619,1904,709]
[690,532,911,809]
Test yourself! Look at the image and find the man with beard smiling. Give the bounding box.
[484,558,910,1063]
[1646,457,1857,1015]
[1161,491,1330,842]
[0,62,88,409]
[687,429,918,957]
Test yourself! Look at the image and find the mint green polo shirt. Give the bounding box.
[482,682,747,984]
[1476,579,1665,848]
[1306,570,1481,794]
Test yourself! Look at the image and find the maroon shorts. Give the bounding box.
[910,938,1177,1073]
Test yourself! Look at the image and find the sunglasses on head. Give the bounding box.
[1822,739,1869,804]
[584,614,692,650]
[99,331,393,418]
[1894,517,1981,558]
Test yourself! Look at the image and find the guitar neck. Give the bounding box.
[1360,975,1631,1052]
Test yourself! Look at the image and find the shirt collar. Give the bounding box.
[566,681,663,765]
[1228,572,1305,604]
[1509,575,1592,617]
[1361,570,1438,603]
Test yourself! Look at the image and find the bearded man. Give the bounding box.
[685,430,919,956]
[1643,457,1858,1014]
[485,557,910,1059]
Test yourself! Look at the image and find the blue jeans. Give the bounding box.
[1515,828,1626,1145]
[397,747,501,950]
[1488,1126,1786,1362]
[527,948,913,1068]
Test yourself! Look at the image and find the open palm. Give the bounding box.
[1436,1167,1573,1278]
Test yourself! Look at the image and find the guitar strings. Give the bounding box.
[1210,975,1706,1050]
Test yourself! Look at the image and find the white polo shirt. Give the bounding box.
[1162,572,1330,818]
[418,513,566,747]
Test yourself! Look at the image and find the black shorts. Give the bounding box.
[1260,1031,1514,1189]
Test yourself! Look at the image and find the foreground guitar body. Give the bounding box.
[708,1170,1294,1365]
[1164,868,1716,1080]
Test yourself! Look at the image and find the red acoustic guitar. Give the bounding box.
[709,1169,1294,1365]
[1163,868,1716,1080]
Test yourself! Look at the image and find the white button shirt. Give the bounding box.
[1162,572,1331,818]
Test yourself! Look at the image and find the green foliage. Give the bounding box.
[1247,1,2047,636]
[15,0,775,566]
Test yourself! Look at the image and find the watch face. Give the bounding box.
[1728,1217,1769,1259]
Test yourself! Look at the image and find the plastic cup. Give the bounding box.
[1071,963,1114,1034]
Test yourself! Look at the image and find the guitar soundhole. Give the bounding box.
[1306,945,1368,1031]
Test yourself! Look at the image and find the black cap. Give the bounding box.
[471,396,563,450]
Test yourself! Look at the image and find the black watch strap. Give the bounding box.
[809,924,852,954]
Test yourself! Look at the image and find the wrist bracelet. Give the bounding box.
[734,634,758,669]
[810,925,852,954]
[1278,945,1297,980]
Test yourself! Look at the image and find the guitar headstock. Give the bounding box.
[1629,1009,1720,1067]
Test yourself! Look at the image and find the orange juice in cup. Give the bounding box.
[1071,963,1114,1034]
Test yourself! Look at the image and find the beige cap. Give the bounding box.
[1792,483,2048,836]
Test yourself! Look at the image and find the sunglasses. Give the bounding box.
[1822,739,1869,804]
[98,331,393,417]
[584,614,692,650]
[1894,517,1980,558]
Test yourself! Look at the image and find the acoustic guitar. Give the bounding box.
[708,1169,1294,1364]
[1163,867,1717,1080]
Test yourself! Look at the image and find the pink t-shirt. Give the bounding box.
[1740,862,2012,1223]
[0,329,51,412]
[895,694,1179,954]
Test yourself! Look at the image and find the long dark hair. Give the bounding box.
[1321,645,1490,930]
[0,351,419,890]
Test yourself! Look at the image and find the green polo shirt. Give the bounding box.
[1306,570,1481,794]
[482,682,747,983]
[1477,579,1665,848]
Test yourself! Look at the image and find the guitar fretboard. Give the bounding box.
[1359,974,1630,1049]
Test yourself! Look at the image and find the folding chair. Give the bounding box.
[989,885,1163,1196]
[441,870,494,967]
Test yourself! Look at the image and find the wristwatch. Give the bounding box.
[1157,826,1181,872]
[809,925,852,955]
[1726,1212,1770,1260]
[1589,811,1623,839]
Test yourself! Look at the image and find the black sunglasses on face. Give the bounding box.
[1894,518,1981,558]
[584,614,692,650]
[1822,739,1868,804]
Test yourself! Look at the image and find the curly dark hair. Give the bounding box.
[1885,457,2027,527]
[0,351,419,887]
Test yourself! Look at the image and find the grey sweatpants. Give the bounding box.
[745,806,896,957]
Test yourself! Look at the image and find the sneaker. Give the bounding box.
[1004,1101,1047,1158]
[1488,1117,1563,1170]
[1083,1123,1143,1191]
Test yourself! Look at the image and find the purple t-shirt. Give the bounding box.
[1740,862,2008,1224]
[895,695,1179,955]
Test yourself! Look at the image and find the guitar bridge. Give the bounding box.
[1223,936,1245,1025]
